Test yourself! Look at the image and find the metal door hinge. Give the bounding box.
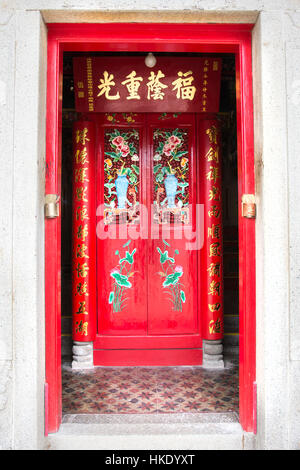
[44,194,60,219]
[242,194,256,219]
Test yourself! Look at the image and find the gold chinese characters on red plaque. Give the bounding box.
[72,121,96,342]
[199,118,224,341]
[73,56,222,113]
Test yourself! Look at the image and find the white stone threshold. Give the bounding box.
[47,413,256,450]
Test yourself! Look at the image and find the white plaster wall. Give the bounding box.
[0,0,299,450]
[12,10,47,450]
[253,11,291,450]
[0,3,47,450]
[284,13,300,451]
[0,3,15,451]
[12,0,300,12]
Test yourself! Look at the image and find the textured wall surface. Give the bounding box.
[0,4,15,451]
[0,0,299,450]
[285,12,300,451]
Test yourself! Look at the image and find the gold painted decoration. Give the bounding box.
[72,122,96,342]
[153,128,190,225]
[73,56,222,113]
[200,118,224,340]
[103,128,140,225]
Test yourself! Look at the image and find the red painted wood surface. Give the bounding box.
[93,348,203,367]
[94,334,201,350]
[46,23,255,433]
[72,121,96,342]
[96,114,148,336]
[73,56,222,113]
[147,114,198,336]
[44,383,49,437]
[45,34,62,434]
[96,113,200,355]
[48,23,253,54]
[235,36,256,433]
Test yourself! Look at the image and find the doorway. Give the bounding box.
[46,23,256,434]
[95,113,200,364]
[62,52,238,400]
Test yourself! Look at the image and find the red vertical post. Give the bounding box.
[236,37,256,432]
[45,35,62,433]
[72,121,96,343]
[199,116,224,343]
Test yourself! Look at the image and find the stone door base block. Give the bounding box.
[72,341,94,369]
[202,339,224,369]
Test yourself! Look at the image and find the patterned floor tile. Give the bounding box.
[62,363,239,415]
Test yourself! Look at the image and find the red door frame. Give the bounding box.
[45,23,256,433]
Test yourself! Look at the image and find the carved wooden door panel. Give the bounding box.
[97,114,147,336]
[147,114,198,335]
[95,113,201,365]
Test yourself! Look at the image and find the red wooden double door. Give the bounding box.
[94,113,202,365]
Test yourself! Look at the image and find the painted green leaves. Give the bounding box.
[109,240,136,312]
[104,182,115,197]
[157,247,175,265]
[131,164,139,175]
[163,271,183,287]
[120,248,136,265]
[153,164,162,175]
[157,240,186,311]
[108,291,114,304]
[110,271,132,288]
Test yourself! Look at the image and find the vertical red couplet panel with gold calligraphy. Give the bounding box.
[72,121,96,342]
[199,116,224,341]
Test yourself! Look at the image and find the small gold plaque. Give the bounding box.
[44,194,60,219]
[242,194,256,219]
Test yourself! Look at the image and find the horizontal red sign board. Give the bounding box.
[73,56,222,113]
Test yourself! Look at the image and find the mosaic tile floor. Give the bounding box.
[62,360,239,415]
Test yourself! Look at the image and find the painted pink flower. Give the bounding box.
[168,135,181,146]
[110,267,120,275]
[174,265,183,273]
[120,144,130,157]
[163,144,172,156]
[112,136,124,148]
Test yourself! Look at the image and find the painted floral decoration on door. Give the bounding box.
[104,129,140,225]
[153,128,190,224]
[157,240,186,311]
[109,240,136,313]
